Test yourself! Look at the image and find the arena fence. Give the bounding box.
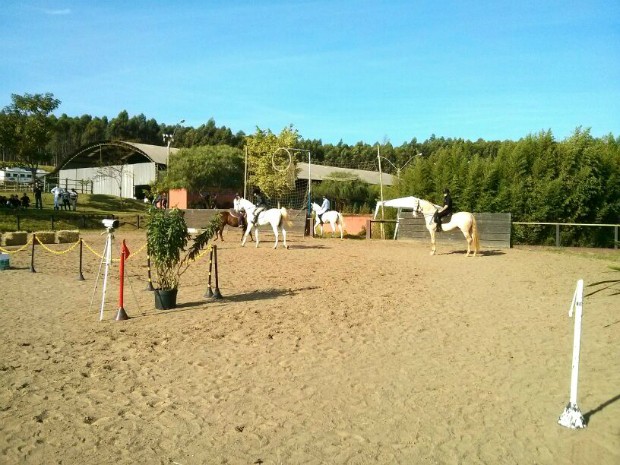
[367,212,512,249]
[2,209,618,248]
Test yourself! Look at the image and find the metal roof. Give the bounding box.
[296,162,395,186]
[59,140,179,170]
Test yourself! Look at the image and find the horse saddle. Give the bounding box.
[433,211,452,224]
[229,210,243,219]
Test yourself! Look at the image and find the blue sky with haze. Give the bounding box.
[1,0,618,145]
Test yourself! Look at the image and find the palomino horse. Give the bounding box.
[412,197,480,257]
[311,202,345,239]
[233,197,290,249]
[214,210,253,242]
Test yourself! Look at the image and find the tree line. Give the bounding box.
[1,92,619,246]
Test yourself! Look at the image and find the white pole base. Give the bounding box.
[558,402,587,429]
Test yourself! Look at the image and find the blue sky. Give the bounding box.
[1,0,618,145]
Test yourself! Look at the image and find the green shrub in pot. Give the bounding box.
[146,207,218,293]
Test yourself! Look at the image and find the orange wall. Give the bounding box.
[343,215,371,235]
[168,189,187,209]
[318,214,371,235]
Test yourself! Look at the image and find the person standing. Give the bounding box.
[61,189,71,210]
[69,189,78,211]
[34,183,43,209]
[51,186,62,210]
[434,188,453,232]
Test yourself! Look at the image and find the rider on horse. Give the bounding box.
[251,188,267,225]
[434,188,453,232]
[234,193,247,229]
[316,195,331,224]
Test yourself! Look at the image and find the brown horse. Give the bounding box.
[215,210,253,242]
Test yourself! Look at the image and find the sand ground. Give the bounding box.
[0,229,618,465]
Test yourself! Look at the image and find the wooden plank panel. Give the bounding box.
[182,208,307,236]
[395,212,511,248]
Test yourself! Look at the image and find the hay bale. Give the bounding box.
[33,231,56,244]
[1,231,28,246]
[56,230,80,243]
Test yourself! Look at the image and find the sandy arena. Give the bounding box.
[0,230,618,464]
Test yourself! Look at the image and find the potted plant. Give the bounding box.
[146,207,217,309]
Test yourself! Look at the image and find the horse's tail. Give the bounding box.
[280,207,293,227]
[471,215,480,253]
[338,213,346,230]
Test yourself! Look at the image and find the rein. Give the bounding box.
[414,200,439,227]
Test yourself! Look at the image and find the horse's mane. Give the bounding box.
[420,198,441,210]
[238,198,255,208]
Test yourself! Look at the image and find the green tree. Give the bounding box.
[313,172,377,213]
[163,145,244,192]
[245,125,300,199]
[0,92,61,179]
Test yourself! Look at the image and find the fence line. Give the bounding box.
[512,222,619,249]
[3,211,618,249]
[365,219,619,249]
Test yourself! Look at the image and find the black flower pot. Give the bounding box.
[154,288,178,310]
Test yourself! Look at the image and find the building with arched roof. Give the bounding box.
[58,141,179,199]
[58,140,395,202]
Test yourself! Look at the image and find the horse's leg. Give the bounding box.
[254,225,260,248]
[271,221,279,249]
[429,227,436,255]
[282,226,288,249]
[241,224,252,247]
[462,226,472,257]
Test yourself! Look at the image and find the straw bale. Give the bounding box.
[56,230,80,243]
[33,231,56,244]
[1,231,28,246]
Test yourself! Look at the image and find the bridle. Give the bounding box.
[413,198,439,227]
[412,198,423,216]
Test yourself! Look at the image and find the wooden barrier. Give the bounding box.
[182,208,308,237]
[367,212,512,249]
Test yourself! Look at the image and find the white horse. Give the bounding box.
[412,197,480,257]
[233,197,289,249]
[311,202,345,239]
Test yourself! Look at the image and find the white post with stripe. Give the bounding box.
[558,279,587,429]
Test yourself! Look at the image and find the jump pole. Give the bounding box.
[77,239,85,281]
[212,245,223,299]
[204,246,214,298]
[115,240,130,321]
[30,233,36,273]
[558,279,586,429]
